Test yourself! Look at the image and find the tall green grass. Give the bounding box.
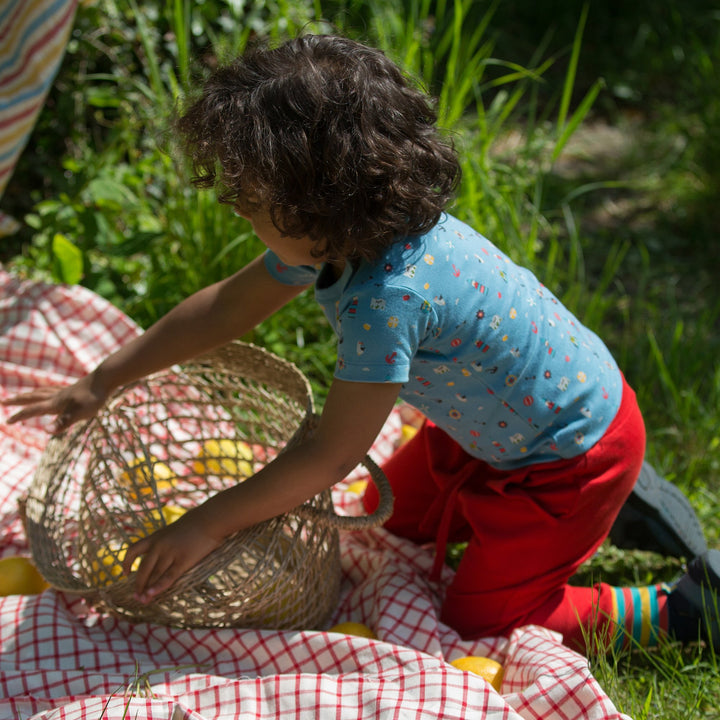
[7,1,720,715]
[12,0,613,397]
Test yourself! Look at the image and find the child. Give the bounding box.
[4,34,718,653]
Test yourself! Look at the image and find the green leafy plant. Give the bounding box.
[5,4,720,713]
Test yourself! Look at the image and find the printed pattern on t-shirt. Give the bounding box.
[264,214,622,468]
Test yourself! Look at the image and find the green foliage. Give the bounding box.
[489,0,720,236]
[7,0,610,401]
[589,635,720,720]
[4,3,720,712]
[51,233,83,285]
[8,0,339,393]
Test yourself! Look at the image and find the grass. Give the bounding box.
[3,0,720,716]
[591,638,720,720]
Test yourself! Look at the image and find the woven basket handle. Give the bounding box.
[291,414,394,530]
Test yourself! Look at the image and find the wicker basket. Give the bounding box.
[24,341,393,630]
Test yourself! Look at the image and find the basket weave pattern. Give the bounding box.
[25,342,392,630]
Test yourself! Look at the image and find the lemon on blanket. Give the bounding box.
[328,621,378,639]
[90,540,141,586]
[345,479,369,495]
[117,456,176,500]
[450,656,504,692]
[400,424,419,445]
[0,556,49,595]
[160,504,188,525]
[141,504,188,532]
[192,439,254,478]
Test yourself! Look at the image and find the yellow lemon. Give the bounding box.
[450,656,504,692]
[90,540,142,586]
[161,504,187,524]
[141,504,188,534]
[400,424,419,445]
[0,556,49,596]
[192,439,254,478]
[345,479,369,495]
[117,456,176,499]
[328,621,378,639]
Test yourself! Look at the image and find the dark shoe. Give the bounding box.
[609,461,707,559]
[667,549,720,648]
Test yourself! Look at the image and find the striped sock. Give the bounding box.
[609,584,670,651]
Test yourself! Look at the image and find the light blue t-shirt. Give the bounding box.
[264,214,623,469]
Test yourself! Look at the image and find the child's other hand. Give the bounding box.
[123,511,222,603]
[2,374,109,433]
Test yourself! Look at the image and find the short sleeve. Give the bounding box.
[263,250,318,286]
[333,285,434,384]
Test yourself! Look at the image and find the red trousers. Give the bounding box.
[363,378,646,652]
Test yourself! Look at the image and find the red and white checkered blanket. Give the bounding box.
[0,270,628,719]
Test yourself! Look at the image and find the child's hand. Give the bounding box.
[123,510,223,603]
[2,374,109,433]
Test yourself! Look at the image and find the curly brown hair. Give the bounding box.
[176,34,461,262]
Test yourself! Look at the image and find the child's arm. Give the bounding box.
[3,255,310,432]
[124,377,402,603]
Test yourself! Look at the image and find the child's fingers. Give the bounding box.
[7,403,76,435]
[135,565,179,604]
[135,555,178,603]
[123,536,150,577]
[124,520,219,603]
[6,401,57,425]
[2,388,66,424]
[126,535,181,602]
[2,387,63,406]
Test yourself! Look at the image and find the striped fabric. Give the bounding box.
[0,0,78,236]
[610,584,669,651]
